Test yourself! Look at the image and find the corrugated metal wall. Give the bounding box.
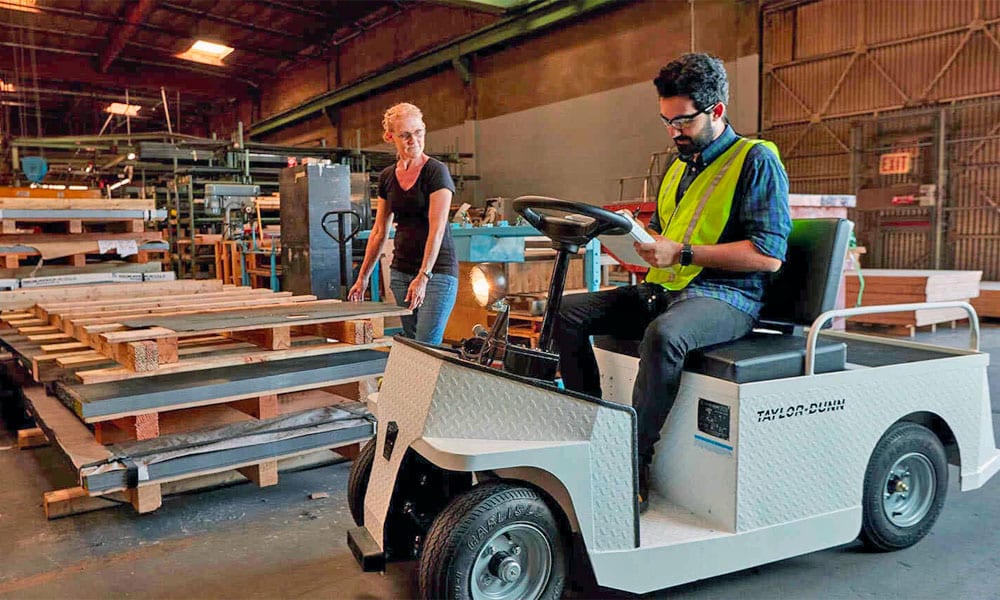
[762,0,1000,279]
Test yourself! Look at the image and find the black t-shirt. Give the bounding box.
[378,157,458,277]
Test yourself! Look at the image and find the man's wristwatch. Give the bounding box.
[420,270,434,281]
[679,244,694,267]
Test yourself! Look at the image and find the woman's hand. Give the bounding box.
[406,275,428,310]
[348,278,368,302]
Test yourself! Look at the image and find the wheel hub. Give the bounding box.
[882,452,935,528]
[489,553,522,583]
[471,524,551,600]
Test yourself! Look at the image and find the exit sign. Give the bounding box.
[879,152,912,175]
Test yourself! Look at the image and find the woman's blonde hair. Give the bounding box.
[382,102,424,143]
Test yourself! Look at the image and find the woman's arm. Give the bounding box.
[405,188,452,308]
[348,197,394,301]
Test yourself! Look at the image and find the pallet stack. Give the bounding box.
[971,282,1000,319]
[0,279,408,518]
[0,187,169,290]
[844,269,982,336]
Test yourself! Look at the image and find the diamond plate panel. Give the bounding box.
[590,408,636,550]
[427,363,635,551]
[365,344,442,545]
[738,363,986,532]
[425,365,597,440]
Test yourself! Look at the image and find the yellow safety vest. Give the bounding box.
[646,137,780,290]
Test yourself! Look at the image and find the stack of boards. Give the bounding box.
[845,269,982,335]
[0,279,408,518]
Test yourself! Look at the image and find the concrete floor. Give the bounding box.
[2,324,999,600]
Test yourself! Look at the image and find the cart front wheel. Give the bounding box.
[860,422,948,551]
[347,438,377,526]
[419,482,567,600]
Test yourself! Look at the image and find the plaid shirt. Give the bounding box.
[649,125,791,319]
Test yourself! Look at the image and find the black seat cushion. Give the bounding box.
[685,332,846,384]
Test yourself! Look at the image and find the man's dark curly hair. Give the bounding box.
[653,53,729,109]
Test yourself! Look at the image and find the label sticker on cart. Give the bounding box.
[698,398,731,440]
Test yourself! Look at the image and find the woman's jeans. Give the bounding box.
[389,269,459,346]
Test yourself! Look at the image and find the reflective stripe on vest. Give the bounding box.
[646,137,779,290]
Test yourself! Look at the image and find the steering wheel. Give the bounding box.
[513,196,633,250]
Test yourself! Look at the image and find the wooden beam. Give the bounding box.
[93,413,160,444]
[127,484,162,513]
[237,461,278,487]
[99,0,161,73]
[17,427,49,449]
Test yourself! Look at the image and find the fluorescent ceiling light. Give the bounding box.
[0,0,40,14]
[106,102,141,116]
[177,40,234,66]
[0,79,14,92]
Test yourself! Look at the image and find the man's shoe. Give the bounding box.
[637,464,650,514]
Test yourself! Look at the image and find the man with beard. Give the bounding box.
[553,53,791,513]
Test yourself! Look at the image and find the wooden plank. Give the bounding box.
[0,197,156,210]
[301,319,381,344]
[93,413,160,444]
[98,302,409,343]
[52,293,301,327]
[236,461,279,487]
[228,326,292,350]
[230,394,279,419]
[17,427,49,449]
[34,287,261,316]
[41,451,344,519]
[0,279,227,310]
[126,484,162,513]
[44,487,122,519]
[59,350,388,422]
[20,384,113,470]
[75,337,392,384]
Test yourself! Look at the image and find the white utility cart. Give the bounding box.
[347,198,1000,599]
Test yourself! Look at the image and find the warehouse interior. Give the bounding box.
[1,0,999,598]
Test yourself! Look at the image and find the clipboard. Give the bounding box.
[598,210,655,267]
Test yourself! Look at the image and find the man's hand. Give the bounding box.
[635,233,682,268]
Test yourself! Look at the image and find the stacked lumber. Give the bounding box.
[0,280,409,517]
[844,269,982,336]
[971,282,1000,318]
[0,187,168,280]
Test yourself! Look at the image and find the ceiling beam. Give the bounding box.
[422,0,537,15]
[0,40,269,83]
[0,51,251,98]
[249,0,621,138]
[100,0,161,73]
[158,1,315,45]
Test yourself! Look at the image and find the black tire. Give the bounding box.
[348,438,377,527]
[859,422,948,551]
[418,482,567,600]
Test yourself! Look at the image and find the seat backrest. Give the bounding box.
[758,218,853,330]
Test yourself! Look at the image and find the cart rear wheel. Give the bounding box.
[860,422,948,551]
[418,482,567,600]
[348,438,377,526]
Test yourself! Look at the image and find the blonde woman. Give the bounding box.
[348,103,458,345]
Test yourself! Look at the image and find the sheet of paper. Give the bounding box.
[598,210,654,267]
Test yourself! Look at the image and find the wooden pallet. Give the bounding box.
[18,383,366,517]
[971,282,1000,318]
[1,218,148,235]
[0,278,228,311]
[844,269,982,329]
[845,319,967,338]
